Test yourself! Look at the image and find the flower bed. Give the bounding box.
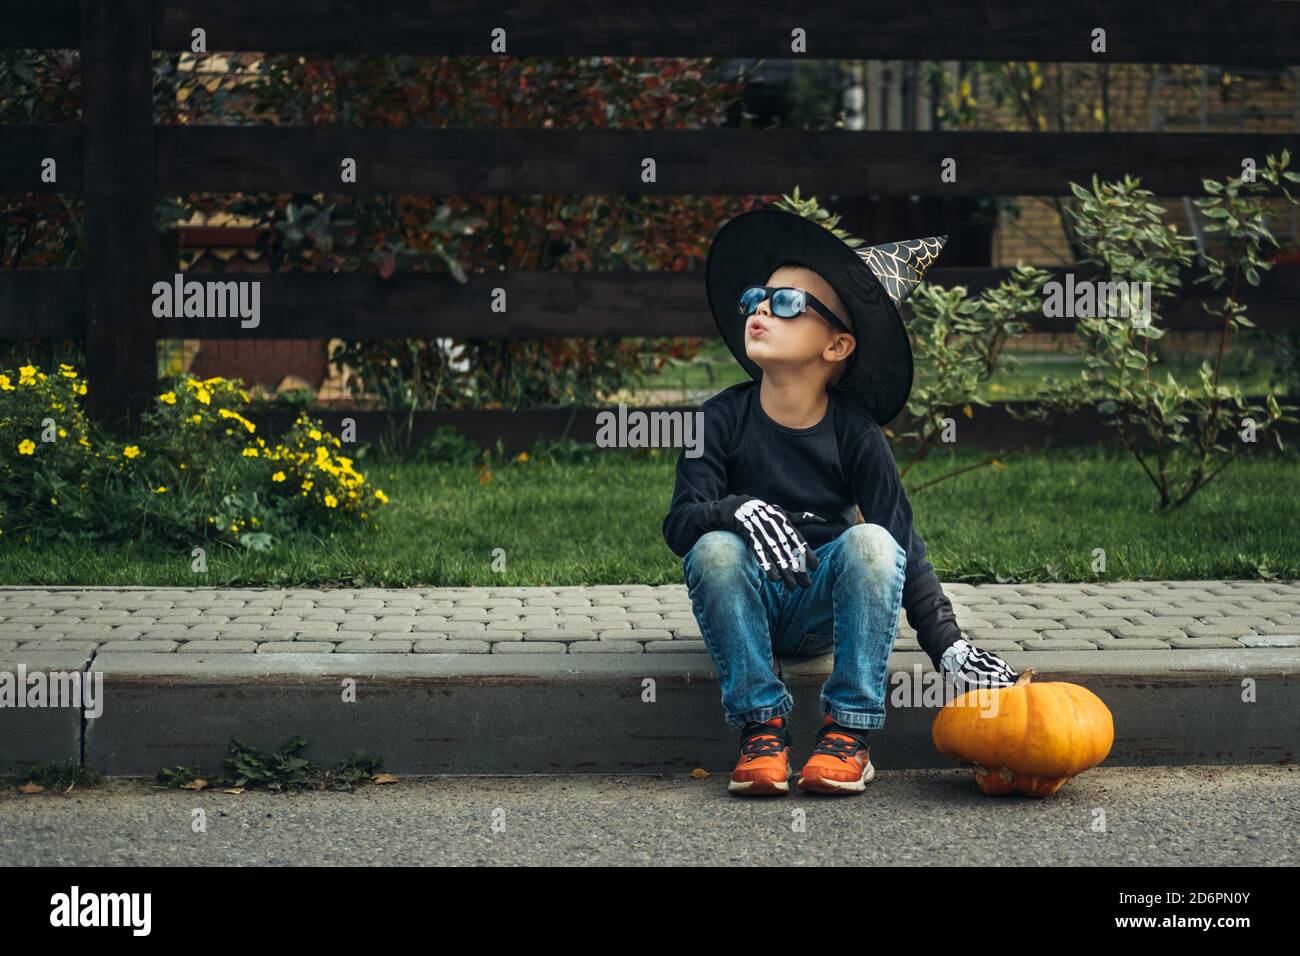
[0,363,388,550]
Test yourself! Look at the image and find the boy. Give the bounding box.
[663,207,1017,797]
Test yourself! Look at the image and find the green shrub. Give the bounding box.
[0,362,99,544]
[0,363,390,549]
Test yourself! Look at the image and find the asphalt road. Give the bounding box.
[1,765,1296,866]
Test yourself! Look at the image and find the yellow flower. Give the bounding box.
[0,375,13,391]
[308,428,322,441]
[123,445,141,459]
[195,387,211,405]
[50,497,58,506]
[17,439,36,455]
[301,479,314,491]
[241,447,259,457]
[272,471,286,482]
[374,489,389,503]
[18,364,37,384]
[61,368,77,379]
[155,485,168,493]
[324,494,338,508]
[159,391,177,404]
[218,408,255,432]
[76,382,87,395]
[189,414,202,424]
[57,428,67,438]
[515,451,530,462]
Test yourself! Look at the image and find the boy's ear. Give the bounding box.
[824,331,856,363]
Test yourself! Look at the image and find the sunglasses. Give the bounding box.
[738,286,850,333]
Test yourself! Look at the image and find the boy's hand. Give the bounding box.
[938,638,1018,690]
[724,497,823,589]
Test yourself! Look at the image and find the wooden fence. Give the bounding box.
[2,1,1299,439]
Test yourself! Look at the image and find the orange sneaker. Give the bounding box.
[796,716,874,794]
[728,716,792,796]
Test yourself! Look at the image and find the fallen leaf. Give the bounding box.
[17,782,44,794]
[689,768,711,780]
[180,778,208,791]
[222,787,245,795]
[372,773,399,785]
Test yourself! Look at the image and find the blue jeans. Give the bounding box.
[682,523,908,731]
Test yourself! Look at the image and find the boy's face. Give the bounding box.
[743,264,856,379]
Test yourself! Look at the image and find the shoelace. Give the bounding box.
[739,721,788,760]
[812,723,868,762]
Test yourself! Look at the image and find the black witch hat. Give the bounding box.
[705,207,946,426]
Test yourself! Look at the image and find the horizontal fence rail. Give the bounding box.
[4,1,1300,65]
[7,126,1300,197]
[0,125,82,190]
[242,403,1300,455]
[3,267,1297,340]
[153,128,1300,198]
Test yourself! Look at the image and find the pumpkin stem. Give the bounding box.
[1015,667,1035,687]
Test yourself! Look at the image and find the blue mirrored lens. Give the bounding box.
[771,288,803,316]
[738,286,767,315]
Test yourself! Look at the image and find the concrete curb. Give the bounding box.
[4,649,1296,776]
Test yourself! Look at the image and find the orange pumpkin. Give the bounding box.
[931,667,1114,797]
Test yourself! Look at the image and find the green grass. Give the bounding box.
[639,342,1292,403]
[983,350,1291,401]
[640,340,748,400]
[2,443,1296,586]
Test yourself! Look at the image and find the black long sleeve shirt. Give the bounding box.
[662,380,963,668]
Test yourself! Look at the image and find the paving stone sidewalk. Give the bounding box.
[2,581,1299,656]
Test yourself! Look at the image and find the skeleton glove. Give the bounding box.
[723,497,823,589]
[938,637,1018,692]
